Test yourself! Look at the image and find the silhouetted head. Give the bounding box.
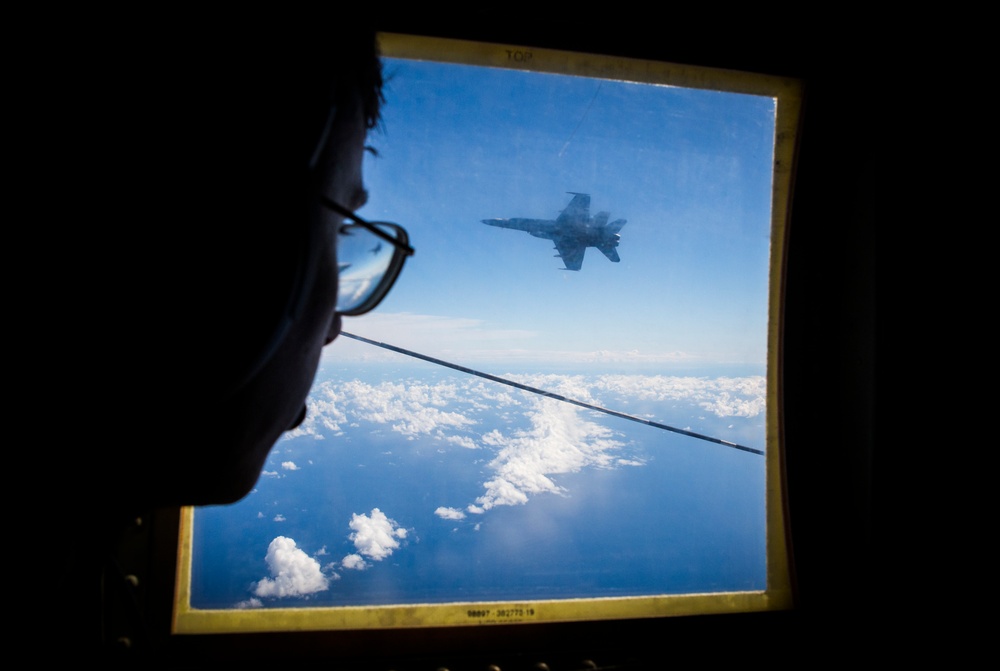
[91,25,386,510]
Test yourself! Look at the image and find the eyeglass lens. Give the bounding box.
[336,223,400,314]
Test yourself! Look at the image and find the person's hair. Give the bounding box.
[333,31,386,132]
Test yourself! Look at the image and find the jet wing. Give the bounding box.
[556,192,590,227]
[596,243,620,263]
[553,237,586,271]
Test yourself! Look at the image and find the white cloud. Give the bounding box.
[435,507,466,520]
[284,370,764,519]
[252,536,329,598]
[474,397,624,511]
[478,477,530,508]
[281,461,299,471]
[293,372,764,454]
[235,597,263,609]
[591,374,766,418]
[348,508,408,560]
[273,514,285,522]
[283,388,350,441]
[341,553,368,570]
[297,378,478,439]
[701,391,766,418]
[481,429,506,446]
[617,458,646,466]
[292,370,765,458]
[444,435,479,449]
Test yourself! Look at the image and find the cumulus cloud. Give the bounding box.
[435,507,466,520]
[591,374,766,418]
[253,536,329,598]
[444,435,479,449]
[474,397,624,511]
[341,553,368,570]
[281,461,299,471]
[290,370,764,455]
[301,378,479,439]
[699,390,766,418]
[283,387,350,440]
[235,597,263,609]
[285,370,764,519]
[346,509,408,562]
[481,429,506,446]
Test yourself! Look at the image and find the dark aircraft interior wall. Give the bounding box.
[121,18,881,669]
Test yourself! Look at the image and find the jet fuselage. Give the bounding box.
[481,193,626,271]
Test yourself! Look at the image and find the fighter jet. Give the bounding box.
[481,192,626,270]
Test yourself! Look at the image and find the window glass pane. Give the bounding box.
[177,35,797,631]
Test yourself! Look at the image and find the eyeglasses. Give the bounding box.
[321,196,414,316]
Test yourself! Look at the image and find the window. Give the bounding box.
[174,32,799,634]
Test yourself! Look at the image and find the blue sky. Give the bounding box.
[329,58,777,368]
